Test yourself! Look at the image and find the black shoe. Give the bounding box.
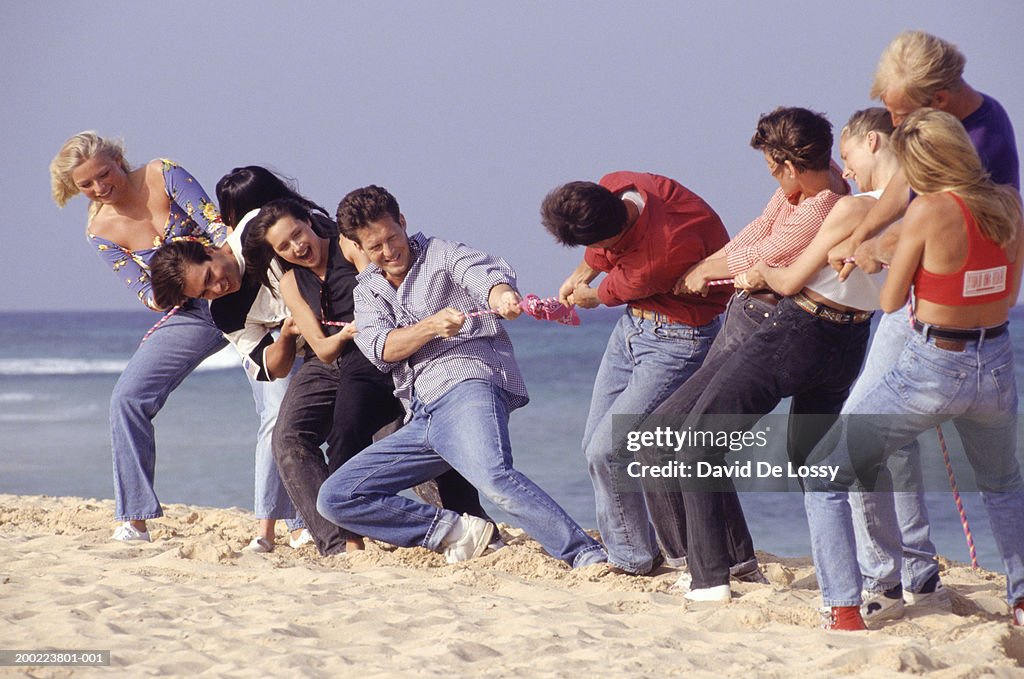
[730,559,769,584]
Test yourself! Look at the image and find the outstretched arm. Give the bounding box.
[674,245,730,296]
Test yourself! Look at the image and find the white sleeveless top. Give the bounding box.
[804,190,887,311]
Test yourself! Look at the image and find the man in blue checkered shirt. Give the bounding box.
[315,185,606,567]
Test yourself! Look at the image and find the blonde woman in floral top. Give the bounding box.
[51,132,229,542]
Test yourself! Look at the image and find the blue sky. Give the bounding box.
[4,1,1022,311]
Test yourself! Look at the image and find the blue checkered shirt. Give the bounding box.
[354,232,529,414]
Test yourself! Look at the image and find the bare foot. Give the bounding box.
[346,537,365,552]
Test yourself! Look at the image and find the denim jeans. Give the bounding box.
[111,300,227,521]
[668,297,870,588]
[805,327,1024,606]
[845,306,940,593]
[272,347,488,555]
[641,293,774,570]
[583,310,720,573]
[317,379,607,567]
[245,362,303,530]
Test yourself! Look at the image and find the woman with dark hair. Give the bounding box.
[216,166,329,231]
[241,197,496,555]
[207,166,337,552]
[637,107,850,602]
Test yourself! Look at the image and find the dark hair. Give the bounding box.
[215,166,327,228]
[149,241,212,310]
[540,181,629,246]
[241,198,317,289]
[750,107,834,172]
[336,185,401,242]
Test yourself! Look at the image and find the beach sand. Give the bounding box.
[1,494,1022,678]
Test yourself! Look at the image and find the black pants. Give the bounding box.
[639,294,770,572]
[273,347,488,555]
[646,298,869,588]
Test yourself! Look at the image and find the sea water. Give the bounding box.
[1,307,1020,568]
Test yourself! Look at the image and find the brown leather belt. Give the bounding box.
[912,319,1008,352]
[628,306,684,325]
[792,291,873,324]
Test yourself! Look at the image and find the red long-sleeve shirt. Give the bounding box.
[584,171,730,327]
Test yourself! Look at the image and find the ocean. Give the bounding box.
[1,306,1020,569]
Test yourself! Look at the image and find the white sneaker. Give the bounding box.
[112,522,150,543]
[861,585,905,622]
[245,537,274,553]
[289,529,313,549]
[442,514,495,564]
[670,571,693,593]
[684,584,731,602]
[904,577,951,609]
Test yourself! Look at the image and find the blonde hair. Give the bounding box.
[50,131,131,211]
[840,107,895,141]
[870,31,966,106]
[891,109,1022,246]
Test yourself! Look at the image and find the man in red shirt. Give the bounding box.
[542,172,729,575]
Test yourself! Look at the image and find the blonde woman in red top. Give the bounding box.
[804,108,1024,630]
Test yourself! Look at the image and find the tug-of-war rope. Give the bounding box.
[322,294,580,328]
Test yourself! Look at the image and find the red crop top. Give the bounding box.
[913,193,1012,305]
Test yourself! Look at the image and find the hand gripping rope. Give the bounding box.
[705,257,891,289]
[324,294,581,328]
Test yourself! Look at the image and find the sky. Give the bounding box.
[3,1,1023,312]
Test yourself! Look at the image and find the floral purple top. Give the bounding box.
[87,159,227,310]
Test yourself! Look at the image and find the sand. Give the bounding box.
[1,494,1022,678]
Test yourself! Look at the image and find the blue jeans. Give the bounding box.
[111,301,227,521]
[583,310,719,573]
[317,379,606,567]
[805,327,1024,606]
[246,362,303,530]
[846,306,939,593]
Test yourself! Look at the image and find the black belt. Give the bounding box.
[912,320,1008,353]
[743,290,782,306]
[912,319,1008,341]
